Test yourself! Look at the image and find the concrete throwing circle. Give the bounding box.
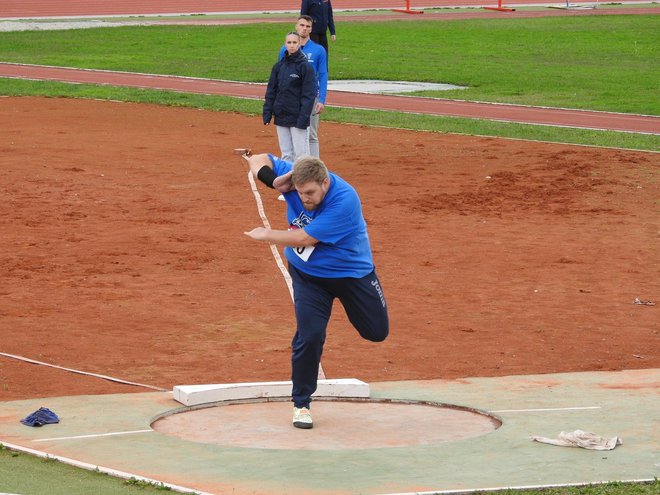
[152,399,501,450]
[327,79,467,94]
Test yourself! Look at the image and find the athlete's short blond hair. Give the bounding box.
[292,156,329,186]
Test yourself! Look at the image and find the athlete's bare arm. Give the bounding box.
[244,226,318,247]
[242,153,271,178]
[243,154,295,193]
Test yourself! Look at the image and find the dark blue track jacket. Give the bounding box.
[263,50,316,129]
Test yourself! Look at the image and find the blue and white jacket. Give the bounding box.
[279,39,328,104]
[263,49,316,129]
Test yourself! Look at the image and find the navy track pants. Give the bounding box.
[288,263,389,408]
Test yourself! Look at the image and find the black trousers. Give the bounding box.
[310,32,329,57]
[288,264,389,408]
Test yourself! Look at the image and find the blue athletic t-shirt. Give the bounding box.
[270,155,374,278]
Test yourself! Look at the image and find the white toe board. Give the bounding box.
[173,378,369,406]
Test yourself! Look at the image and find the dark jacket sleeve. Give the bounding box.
[300,0,308,15]
[296,63,317,129]
[328,1,335,35]
[263,62,279,124]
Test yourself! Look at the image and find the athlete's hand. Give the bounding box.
[244,227,269,241]
[315,102,325,115]
[273,171,295,193]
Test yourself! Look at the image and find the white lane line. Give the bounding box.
[0,352,167,391]
[246,169,326,379]
[375,478,657,495]
[33,429,153,442]
[246,170,294,300]
[490,406,601,413]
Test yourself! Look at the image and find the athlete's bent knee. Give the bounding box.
[361,322,388,343]
[372,328,389,342]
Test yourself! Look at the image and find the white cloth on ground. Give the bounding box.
[531,429,622,450]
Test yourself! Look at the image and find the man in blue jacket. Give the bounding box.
[301,0,336,58]
[242,152,389,429]
[279,15,328,158]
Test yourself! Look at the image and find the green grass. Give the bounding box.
[491,481,660,495]
[0,445,171,494]
[0,15,658,114]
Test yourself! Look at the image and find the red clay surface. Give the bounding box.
[1,96,658,403]
[1,1,657,25]
[1,1,647,18]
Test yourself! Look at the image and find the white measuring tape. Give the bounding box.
[246,170,294,302]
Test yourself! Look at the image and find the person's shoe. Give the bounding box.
[292,406,313,429]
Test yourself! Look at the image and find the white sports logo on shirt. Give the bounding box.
[290,212,315,262]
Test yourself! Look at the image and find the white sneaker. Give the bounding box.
[292,406,313,429]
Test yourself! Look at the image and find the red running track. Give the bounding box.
[0,0,645,18]
[1,63,657,134]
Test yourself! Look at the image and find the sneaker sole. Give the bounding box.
[293,421,313,429]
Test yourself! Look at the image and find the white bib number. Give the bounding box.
[293,244,315,262]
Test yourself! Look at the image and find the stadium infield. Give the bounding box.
[0,3,658,489]
[1,369,658,495]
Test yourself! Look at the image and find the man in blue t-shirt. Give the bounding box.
[279,15,328,158]
[243,152,389,429]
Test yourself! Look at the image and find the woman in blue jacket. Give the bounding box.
[263,32,317,163]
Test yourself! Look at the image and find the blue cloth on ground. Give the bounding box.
[20,407,60,427]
